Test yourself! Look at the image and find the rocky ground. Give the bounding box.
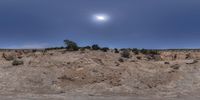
[0,49,200,100]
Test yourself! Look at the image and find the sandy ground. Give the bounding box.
[1,49,200,99]
[1,93,200,100]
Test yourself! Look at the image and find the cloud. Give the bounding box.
[4,43,49,49]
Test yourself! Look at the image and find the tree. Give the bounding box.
[114,48,119,53]
[92,44,100,50]
[64,39,79,51]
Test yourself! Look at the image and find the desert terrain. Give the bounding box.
[0,48,200,100]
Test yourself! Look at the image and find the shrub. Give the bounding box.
[120,48,126,51]
[64,39,79,51]
[82,46,91,49]
[12,60,24,66]
[140,49,148,54]
[136,56,141,60]
[173,54,177,60]
[140,49,160,55]
[32,49,37,53]
[145,55,152,60]
[152,55,162,61]
[149,50,159,55]
[100,47,109,52]
[45,47,65,50]
[118,57,124,62]
[114,48,119,53]
[60,46,64,49]
[83,46,91,50]
[92,44,100,50]
[2,53,15,61]
[121,50,131,58]
[164,62,170,64]
[132,48,139,55]
[185,53,191,59]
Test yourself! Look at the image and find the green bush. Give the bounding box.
[92,44,100,50]
[100,47,109,52]
[149,50,159,55]
[83,46,91,50]
[64,39,79,51]
[32,49,37,53]
[121,50,131,58]
[12,60,24,66]
[132,48,139,55]
[118,57,124,62]
[45,46,65,50]
[114,48,119,53]
[120,48,126,51]
[140,49,148,54]
[140,49,160,55]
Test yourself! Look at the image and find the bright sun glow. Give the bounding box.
[93,14,109,22]
[96,16,106,20]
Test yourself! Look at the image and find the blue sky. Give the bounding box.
[0,0,200,49]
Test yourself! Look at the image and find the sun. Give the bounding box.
[93,14,109,22]
[96,16,106,21]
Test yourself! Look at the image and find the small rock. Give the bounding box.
[170,64,180,70]
[136,56,142,60]
[164,62,170,64]
[186,60,198,64]
[115,62,120,66]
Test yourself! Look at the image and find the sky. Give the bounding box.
[0,0,200,49]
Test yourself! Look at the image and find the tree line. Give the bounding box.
[45,39,160,55]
